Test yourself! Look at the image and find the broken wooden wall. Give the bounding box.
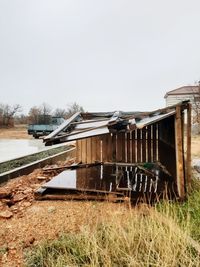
[76,124,159,164]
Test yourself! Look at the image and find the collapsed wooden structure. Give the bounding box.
[38,101,191,201]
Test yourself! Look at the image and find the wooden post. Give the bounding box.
[175,106,185,199]
[187,103,192,192]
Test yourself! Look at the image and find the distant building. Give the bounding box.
[164,85,200,123]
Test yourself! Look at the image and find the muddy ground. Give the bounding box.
[0,127,200,267]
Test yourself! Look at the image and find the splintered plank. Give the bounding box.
[142,128,147,162]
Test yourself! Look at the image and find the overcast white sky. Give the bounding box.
[0,0,200,114]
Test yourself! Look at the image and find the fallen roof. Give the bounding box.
[43,101,189,146]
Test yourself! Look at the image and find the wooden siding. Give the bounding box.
[76,125,159,164]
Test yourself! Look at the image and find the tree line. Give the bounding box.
[0,102,84,127]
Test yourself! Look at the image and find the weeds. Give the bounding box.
[25,179,200,267]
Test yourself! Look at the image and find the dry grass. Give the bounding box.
[25,205,200,267]
[0,125,30,139]
[191,135,200,158]
[24,179,200,267]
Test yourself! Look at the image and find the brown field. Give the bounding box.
[0,125,31,139]
[0,127,200,266]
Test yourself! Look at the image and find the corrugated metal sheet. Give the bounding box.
[135,111,175,129]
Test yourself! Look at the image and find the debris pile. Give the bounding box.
[0,159,75,219]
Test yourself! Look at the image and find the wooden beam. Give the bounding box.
[44,112,81,142]
[175,106,185,199]
[35,193,129,202]
[187,103,192,192]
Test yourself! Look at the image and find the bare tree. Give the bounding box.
[40,102,52,117]
[0,103,22,126]
[28,106,41,124]
[28,103,52,124]
[53,108,67,118]
[192,82,200,124]
[66,102,84,118]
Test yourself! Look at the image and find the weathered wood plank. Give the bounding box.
[142,128,147,162]
[86,138,92,164]
[81,139,87,163]
[35,193,128,202]
[96,136,102,162]
[137,130,141,163]
[187,103,192,192]
[153,124,157,162]
[112,134,117,162]
[175,106,185,199]
[147,125,152,162]
[122,133,126,162]
[91,136,97,163]
[132,131,136,163]
[107,133,112,162]
[76,140,82,163]
[102,134,109,162]
[127,132,131,163]
[116,133,123,162]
